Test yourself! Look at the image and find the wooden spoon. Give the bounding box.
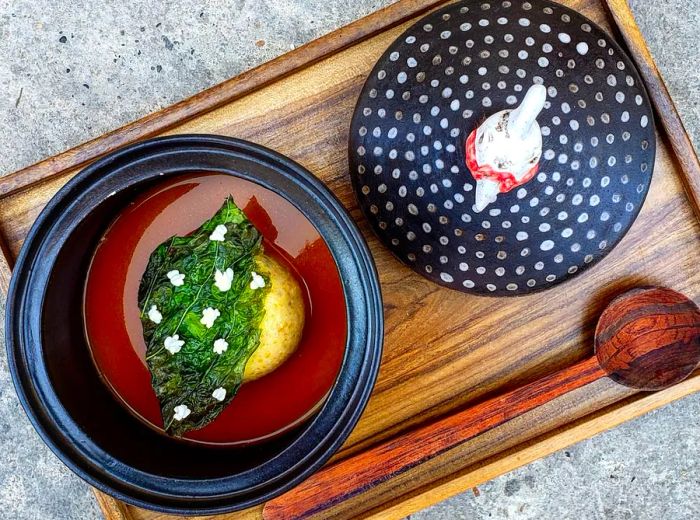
[263,286,700,519]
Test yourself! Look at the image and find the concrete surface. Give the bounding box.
[0,0,699,519]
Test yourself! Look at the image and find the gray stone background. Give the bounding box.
[0,0,698,519]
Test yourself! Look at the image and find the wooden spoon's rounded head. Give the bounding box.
[595,287,700,390]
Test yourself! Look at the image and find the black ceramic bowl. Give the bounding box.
[5,135,383,514]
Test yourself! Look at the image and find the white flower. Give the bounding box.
[200,307,221,328]
[164,334,185,354]
[213,338,229,355]
[147,304,162,324]
[214,268,234,292]
[209,224,228,242]
[173,404,191,421]
[212,387,226,401]
[166,270,185,287]
[250,271,266,290]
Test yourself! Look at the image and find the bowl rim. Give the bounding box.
[5,135,384,514]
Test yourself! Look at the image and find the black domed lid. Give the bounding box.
[349,0,655,296]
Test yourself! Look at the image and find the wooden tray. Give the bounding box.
[1,1,700,519]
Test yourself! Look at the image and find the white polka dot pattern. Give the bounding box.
[349,0,655,295]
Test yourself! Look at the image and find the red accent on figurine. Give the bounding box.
[465,129,539,193]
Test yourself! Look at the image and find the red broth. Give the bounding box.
[84,173,347,445]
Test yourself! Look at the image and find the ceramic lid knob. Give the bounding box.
[467,84,547,212]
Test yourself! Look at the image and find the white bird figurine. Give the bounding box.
[465,84,547,213]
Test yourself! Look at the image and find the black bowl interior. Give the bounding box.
[6,135,383,513]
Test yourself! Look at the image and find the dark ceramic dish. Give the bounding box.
[349,0,656,296]
[5,135,383,514]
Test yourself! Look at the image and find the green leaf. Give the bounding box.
[138,196,270,436]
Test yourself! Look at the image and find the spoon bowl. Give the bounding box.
[595,286,700,390]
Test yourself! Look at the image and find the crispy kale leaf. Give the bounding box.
[138,196,269,436]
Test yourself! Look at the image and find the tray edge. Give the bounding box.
[603,0,700,220]
[0,0,697,518]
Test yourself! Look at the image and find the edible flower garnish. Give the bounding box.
[214,267,234,292]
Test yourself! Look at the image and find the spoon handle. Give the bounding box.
[263,356,605,519]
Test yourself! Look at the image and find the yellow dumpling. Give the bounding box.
[243,254,305,382]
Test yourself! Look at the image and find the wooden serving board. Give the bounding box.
[1,1,699,519]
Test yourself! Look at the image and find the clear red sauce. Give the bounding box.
[84,173,347,445]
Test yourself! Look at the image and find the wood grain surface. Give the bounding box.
[0,0,699,519]
[93,493,134,520]
[0,233,13,296]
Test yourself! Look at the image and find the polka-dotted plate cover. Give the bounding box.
[349,0,655,296]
